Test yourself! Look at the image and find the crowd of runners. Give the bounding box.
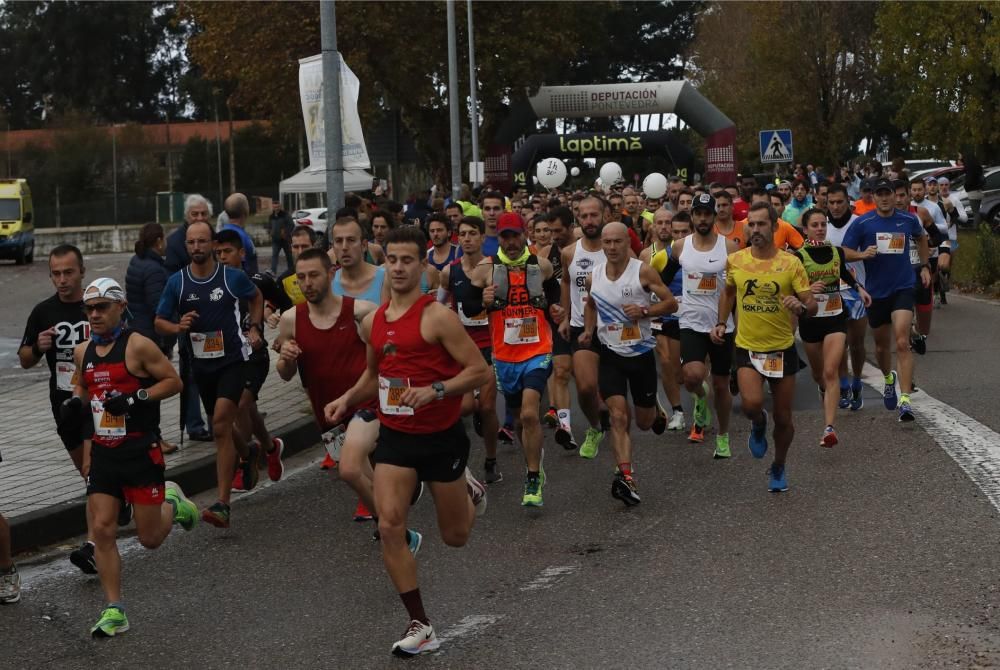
[0,166,957,656]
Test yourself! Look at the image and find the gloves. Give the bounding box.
[57,396,89,444]
[58,396,84,427]
[101,392,136,417]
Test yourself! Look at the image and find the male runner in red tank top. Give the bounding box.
[324,227,490,658]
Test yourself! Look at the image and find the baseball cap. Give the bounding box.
[937,176,951,185]
[84,278,126,303]
[872,177,894,193]
[923,175,938,184]
[860,178,874,191]
[496,212,526,235]
[692,193,716,212]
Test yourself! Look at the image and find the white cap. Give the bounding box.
[937,176,950,184]
[83,278,126,303]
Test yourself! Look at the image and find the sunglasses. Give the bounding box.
[84,302,115,314]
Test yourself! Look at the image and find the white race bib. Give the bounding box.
[876,232,905,255]
[378,376,414,415]
[91,398,126,438]
[604,321,642,346]
[56,361,77,392]
[457,302,488,327]
[322,425,346,460]
[190,331,225,359]
[683,272,719,296]
[503,317,540,345]
[814,293,843,317]
[909,245,921,266]
[749,351,784,379]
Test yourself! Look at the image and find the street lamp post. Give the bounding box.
[446,0,461,200]
[320,0,344,211]
[467,0,480,187]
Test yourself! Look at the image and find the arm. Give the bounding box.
[131,336,183,401]
[275,308,300,382]
[639,263,678,317]
[18,306,50,369]
[835,247,858,290]
[712,282,737,344]
[437,265,452,304]
[559,245,574,337]
[580,283,596,348]
[324,314,379,425]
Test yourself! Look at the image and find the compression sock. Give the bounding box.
[557,409,571,431]
[399,589,429,625]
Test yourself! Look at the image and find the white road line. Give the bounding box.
[519,564,580,591]
[862,362,1000,513]
[437,614,505,644]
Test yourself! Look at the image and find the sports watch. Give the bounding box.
[136,389,150,402]
[432,382,446,401]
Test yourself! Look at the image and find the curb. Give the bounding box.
[10,416,322,555]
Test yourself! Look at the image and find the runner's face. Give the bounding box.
[778,184,791,199]
[186,223,213,265]
[793,184,809,200]
[481,198,504,228]
[715,199,732,220]
[670,221,692,240]
[295,258,332,304]
[49,253,83,298]
[457,224,482,255]
[939,182,951,196]
[499,231,525,258]
[577,200,603,239]
[875,189,895,213]
[214,242,244,269]
[926,181,938,196]
[894,187,909,209]
[332,221,366,268]
[911,182,925,202]
[532,221,552,246]
[446,208,462,226]
[428,222,450,247]
[601,227,629,263]
[804,214,827,242]
[667,182,681,203]
[678,194,693,212]
[385,242,425,293]
[371,217,390,244]
[610,195,623,210]
[816,187,828,207]
[769,196,784,215]
[653,211,673,242]
[827,192,849,218]
[291,234,313,259]
[186,204,210,225]
[624,194,640,215]
[548,220,569,247]
[741,178,757,199]
[691,208,715,235]
[84,300,122,334]
[745,211,775,248]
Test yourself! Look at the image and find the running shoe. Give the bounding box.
[201,501,231,529]
[748,410,769,459]
[521,474,543,507]
[713,433,731,459]
[484,459,503,485]
[555,427,576,450]
[69,541,97,575]
[611,473,641,506]
[729,368,739,396]
[407,529,423,556]
[667,410,685,431]
[354,500,374,522]
[838,386,851,410]
[694,381,712,427]
[266,437,285,482]
[910,332,927,355]
[898,400,915,422]
[117,502,133,527]
[91,606,129,638]
[465,467,488,517]
[165,481,198,531]
[391,619,440,657]
[0,566,21,604]
[243,444,260,491]
[497,425,515,445]
[651,401,667,435]
[231,468,246,492]
[688,423,705,443]
[820,426,838,448]
[883,371,898,410]
[768,463,788,493]
[579,427,603,459]
[542,407,559,428]
[600,408,611,433]
[320,453,338,470]
[850,381,864,411]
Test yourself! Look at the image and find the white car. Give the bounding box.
[291,208,328,241]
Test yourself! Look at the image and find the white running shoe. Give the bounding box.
[465,467,488,517]
[391,619,440,657]
[667,410,685,431]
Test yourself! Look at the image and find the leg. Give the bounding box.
[892,309,916,393]
[572,349,601,428]
[737,368,766,422]
[682,360,709,395]
[67,445,85,475]
[131,501,174,550]
[804,341,825,390]
[478,372,499,460]
[373,464,420,594]
[821,334,847,427]
[270,240,281,274]
[89,493,123,604]
[0,513,10,569]
[518,389,543,472]
[212,398,244,504]
[769,376,797,466]
[655,336,681,407]
[282,241,294,272]
[338,418,380,513]
[606,395,633,465]
[428,478,475,547]
[872,323,893,375]
[184,371,208,434]
[710,374,733,434]
[847,318,867,380]
[551,354,572,419]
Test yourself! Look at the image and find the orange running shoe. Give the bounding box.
[688,423,705,443]
[320,453,338,470]
[354,499,373,522]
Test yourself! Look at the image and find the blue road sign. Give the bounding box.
[760,129,793,164]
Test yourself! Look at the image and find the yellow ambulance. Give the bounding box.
[0,178,34,264]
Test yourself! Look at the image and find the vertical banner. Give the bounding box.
[298,54,370,171]
[704,126,737,185]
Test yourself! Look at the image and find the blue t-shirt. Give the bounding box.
[222,223,259,273]
[157,264,259,370]
[482,235,500,258]
[841,209,924,299]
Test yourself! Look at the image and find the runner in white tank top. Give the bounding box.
[567,239,606,328]
[678,234,734,334]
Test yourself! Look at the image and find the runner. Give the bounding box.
[842,178,931,421]
[61,278,197,636]
[578,223,677,506]
[715,203,817,491]
[935,176,965,304]
[331,217,389,305]
[559,196,608,458]
[323,226,489,657]
[659,194,739,458]
[18,244,104,573]
[541,207,576,447]
[466,212,559,505]
[426,213,461,271]
[907,178,946,352]
[713,190,746,247]
[438,216,502,484]
[154,220,263,527]
[479,190,505,257]
[794,209,871,447]
[266,225,316,327]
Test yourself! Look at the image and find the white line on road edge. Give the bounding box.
[519,564,580,591]
[437,614,505,644]
[862,361,1000,513]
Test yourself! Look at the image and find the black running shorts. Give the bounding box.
[680,328,734,376]
[867,288,915,329]
[194,361,252,417]
[798,313,848,344]
[734,345,800,379]
[373,421,470,483]
[87,441,166,505]
[597,347,658,408]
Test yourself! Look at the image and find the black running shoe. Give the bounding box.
[611,473,641,506]
[910,332,927,355]
[117,502,133,527]
[70,541,97,575]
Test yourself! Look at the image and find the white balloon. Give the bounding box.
[536,157,568,189]
[570,166,580,177]
[642,172,668,199]
[599,161,623,185]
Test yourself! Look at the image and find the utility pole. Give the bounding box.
[112,126,118,226]
[320,0,344,211]
[214,91,223,209]
[446,0,461,200]
[467,0,480,187]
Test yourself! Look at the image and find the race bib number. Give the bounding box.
[378,376,414,416]
[191,331,225,359]
[605,321,642,346]
[814,293,843,317]
[321,425,346,460]
[56,361,77,392]
[91,398,126,438]
[749,351,784,379]
[457,302,488,327]
[504,317,540,345]
[876,232,905,255]
[684,272,719,296]
[909,245,921,266]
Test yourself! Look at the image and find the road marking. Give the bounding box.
[519,564,579,591]
[951,293,1000,308]
[862,362,1000,512]
[437,614,505,644]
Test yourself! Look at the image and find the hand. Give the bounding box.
[577,330,592,348]
[102,392,135,416]
[920,266,931,288]
[622,303,645,320]
[36,327,56,354]
[859,286,872,307]
[58,396,84,426]
[398,385,437,411]
[279,338,302,364]
[483,284,496,306]
[862,245,878,259]
[247,327,263,350]
[782,295,804,313]
[266,311,281,329]
[558,318,570,341]
[710,324,727,345]
[324,396,350,426]
[549,303,565,324]
[81,460,91,480]
[810,281,826,294]
[178,311,198,333]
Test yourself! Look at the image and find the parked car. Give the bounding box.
[909,166,972,224]
[0,178,35,264]
[979,186,1000,234]
[291,208,328,243]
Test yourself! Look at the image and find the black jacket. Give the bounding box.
[125,250,169,344]
[165,224,190,274]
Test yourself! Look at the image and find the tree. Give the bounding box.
[874,2,1000,161]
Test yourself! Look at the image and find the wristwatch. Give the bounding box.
[136,389,149,402]
[432,382,446,401]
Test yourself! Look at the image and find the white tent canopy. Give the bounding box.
[279,168,374,195]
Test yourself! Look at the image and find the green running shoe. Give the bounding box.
[713,433,731,459]
[91,606,129,638]
[165,481,198,531]
[579,427,604,459]
[694,381,712,427]
[522,474,543,507]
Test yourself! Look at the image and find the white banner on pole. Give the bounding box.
[299,53,370,171]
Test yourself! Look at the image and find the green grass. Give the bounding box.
[951,229,978,285]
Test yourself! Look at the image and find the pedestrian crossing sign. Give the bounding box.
[759,129,793,164]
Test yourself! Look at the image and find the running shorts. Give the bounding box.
[494,354,552,409]
[87,442,166,505]
[597,347,658,408]
[194,361,252,417]
[373,420,469,483]
[680,328,734,376]
[570,325,599,354]
[550,320,571,356]
[798,313,848,344]
[246,357,270,400]
[734,345,801,379]
[867,288,915,329]
[652,318,680,340]
[842,288,867,321]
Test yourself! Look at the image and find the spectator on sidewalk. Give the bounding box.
[269,199,294,274]
[221,193,258,273]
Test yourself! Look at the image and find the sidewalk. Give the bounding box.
[1,342,324,553]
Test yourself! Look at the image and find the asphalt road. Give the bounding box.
[2,254,1000,668]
